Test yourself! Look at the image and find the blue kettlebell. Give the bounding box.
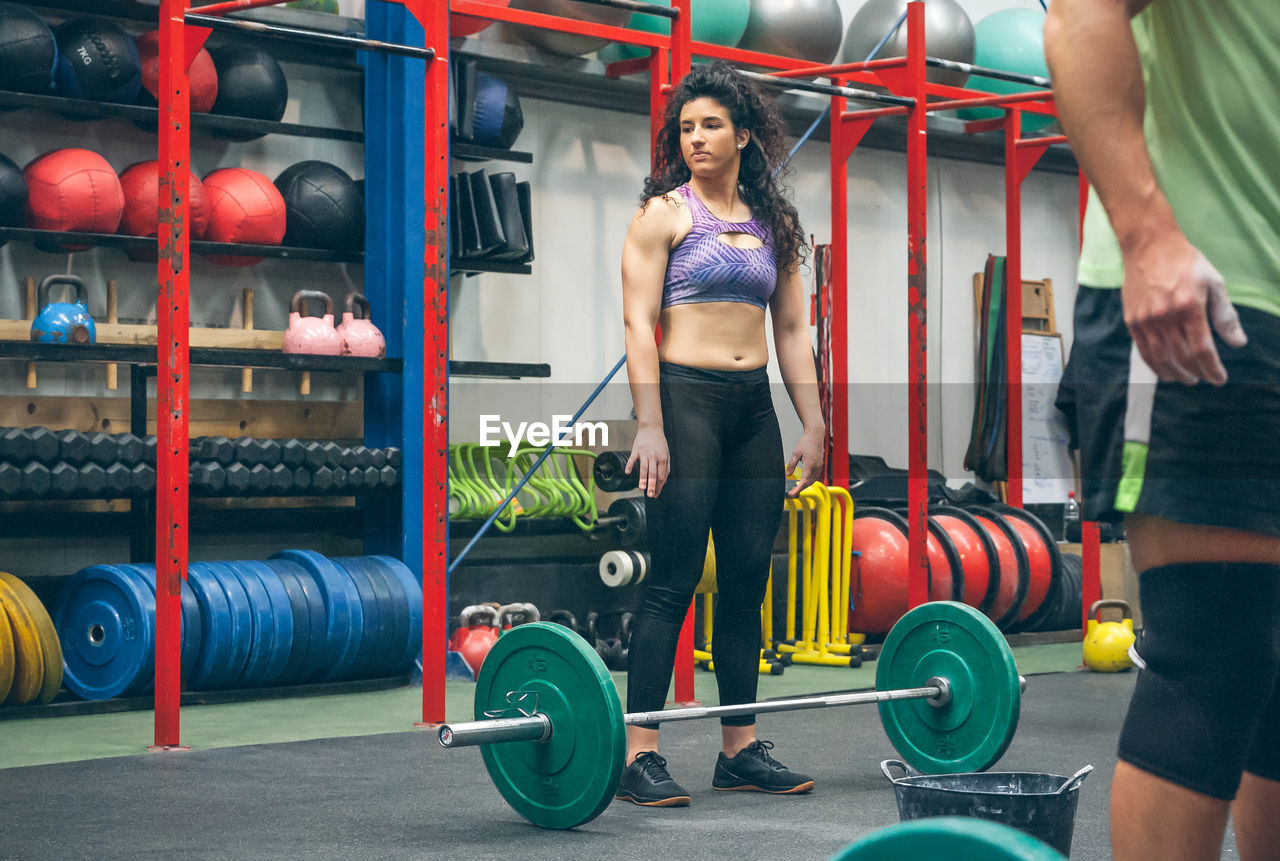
[30,274,96,345]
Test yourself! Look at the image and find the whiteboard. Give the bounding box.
[1021,333,1074,504]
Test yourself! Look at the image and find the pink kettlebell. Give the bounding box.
[282,290,342,356]
[337,293,386,358]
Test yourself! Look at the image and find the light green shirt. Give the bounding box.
[1077,0,1280,317]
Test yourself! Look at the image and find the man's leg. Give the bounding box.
[1110,515,1280,861]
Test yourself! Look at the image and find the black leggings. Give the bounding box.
[627,361,785,728]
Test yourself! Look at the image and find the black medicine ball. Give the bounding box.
[53,17,142,103]
[0,3,56,96]
[275,160,363,251]
[208,44,287,141]
[0,151,26,247]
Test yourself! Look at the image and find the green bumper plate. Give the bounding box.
[829,817,1065,861]
[876,601,1020,773]
[475,622,626,829]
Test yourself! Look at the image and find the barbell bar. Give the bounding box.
[437,601,1025,830]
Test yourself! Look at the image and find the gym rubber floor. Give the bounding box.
[0,655,1241,859]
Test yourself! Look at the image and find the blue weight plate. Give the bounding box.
[239,560,294,687]
[262,561,311,684]
[341,556,399,678]
[367,555,422,674]
[271,549,362,682]
[186,562,235,690]
[54,565,155,700]
[123,565,202,683]
[345,556,405,678]
[265,558,328,682]
[204,562,253,688]
[215,561,274,688]
[332,557,382,680]
[112,566,160,694]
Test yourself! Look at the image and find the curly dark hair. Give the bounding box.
[643,61,808,272]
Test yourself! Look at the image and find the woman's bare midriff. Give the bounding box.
[657,302,769,370]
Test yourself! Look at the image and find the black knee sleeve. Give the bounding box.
[1117,562,1280,799]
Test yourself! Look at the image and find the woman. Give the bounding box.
[617,61,826,807]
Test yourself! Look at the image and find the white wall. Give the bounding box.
[450,0,1079,482]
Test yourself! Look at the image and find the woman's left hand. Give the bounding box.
[785,426,826,497]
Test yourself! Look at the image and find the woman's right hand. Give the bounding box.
[626,427,670,498]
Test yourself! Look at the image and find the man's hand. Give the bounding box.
[1121,233,1248,385]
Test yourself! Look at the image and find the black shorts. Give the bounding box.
[1056,286,1280,536]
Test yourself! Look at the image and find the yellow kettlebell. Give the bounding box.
[1083,599,1136,672]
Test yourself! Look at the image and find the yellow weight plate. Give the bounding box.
[0,572,62,704]
[0,607,14,702]
[0,578,44,705]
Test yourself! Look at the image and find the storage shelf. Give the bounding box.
[453,143,533,164]
[0,227,362,263]
[0,343,548,379]
[0,89,362,142]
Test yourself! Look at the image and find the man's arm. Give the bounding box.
[1045,0,1246,385]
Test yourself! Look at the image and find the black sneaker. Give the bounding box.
[712,740,815,794]
[615,751,692,807]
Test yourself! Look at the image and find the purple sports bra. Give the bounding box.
[661,184,777,310]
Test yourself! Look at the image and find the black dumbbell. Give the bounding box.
[311,465,335,493]
[593,450,639,493]
[302,441,327,470]
[280,439,307,468]
[232,437,262,467]
[104,463,133,497]
[336,445,358,470]
[77,462,107,497]
[1,427,60,465]
[193,436,234,465]
[376,465,398,490]
[0,461,20,497]
[132,463,156,495]
[49,462,80,498]
[113,433,146,467]
[368,447,387,469]
[57,429,92,466]
[218,462,248,495]
[75,432,116,467]
[385,447,402,469]
[256,439,282,467]
[143,434,158,465]
[331,466,349,493]
[267,463,292,495]
[291,466,312,493]
[319,442,344,469]
[190,462,226,495]
[20,462,51,498]
[344,464,368,492]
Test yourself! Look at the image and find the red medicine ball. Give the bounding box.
[134,31,218,114]
[24,148,124,244]
[119,160,210,239]
[201,166,285,266]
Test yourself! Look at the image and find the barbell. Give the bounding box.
[437,601,1024,829]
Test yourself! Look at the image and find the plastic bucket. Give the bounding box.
[881,760,1093,857]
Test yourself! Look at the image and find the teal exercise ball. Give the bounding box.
[510,0,631,57]
[737,0,843,65]
[598,0,750,64]
[956,7,1054,132]
[839,0,974,86]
